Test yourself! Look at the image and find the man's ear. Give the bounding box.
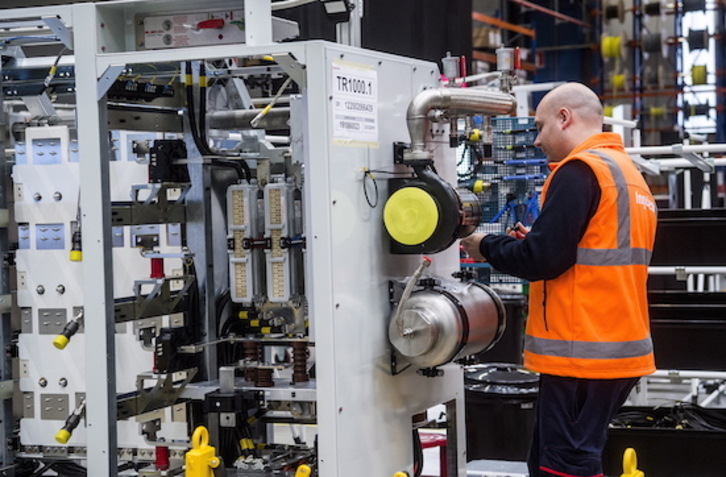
[559,107,572,129]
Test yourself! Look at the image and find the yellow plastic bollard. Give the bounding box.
[621,447,645,477]
[185,426,220,477]
[295,464,312,477]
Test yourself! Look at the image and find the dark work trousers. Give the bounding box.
[527,374,640,477]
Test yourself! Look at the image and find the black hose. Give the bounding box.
[199,61,208,149]
[412,429,424,477]
[212,159,251,182]
[185,61,256,172]
[29,462,53,477]
[185,61,213,156]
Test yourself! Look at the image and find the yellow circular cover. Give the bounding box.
[384,187,439,245]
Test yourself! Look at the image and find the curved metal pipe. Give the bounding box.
[405,88,516,160]
[208,107,290,130]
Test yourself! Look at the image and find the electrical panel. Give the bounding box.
[135,7,301,50]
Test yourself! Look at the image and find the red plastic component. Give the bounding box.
[197,18,225,30]
[515,47,521,70]
[155,446,170,470]
[150,258,165,279]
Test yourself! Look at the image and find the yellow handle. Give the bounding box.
[191,426,209,449]
[295,464,312,477]
[393,473,409,477]
[621,447,645,477]
[185,426,218,477]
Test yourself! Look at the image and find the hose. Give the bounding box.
[212,159,251,182]
[392,257,432,338]
[185,61,213,156]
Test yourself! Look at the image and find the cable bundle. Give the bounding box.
[612,404,726,432]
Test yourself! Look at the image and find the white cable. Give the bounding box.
[250,76,293,128]
[271,0,318,11]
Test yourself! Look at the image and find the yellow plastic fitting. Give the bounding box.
[393,472,409,477]
[55,429,71,445]
[69,250,82,262]
[471,179,486,194]
[295,464,311,477]
[469,129,482,142]
[185,426,220,477]
[53,335,70,350]
[621,447,645,477]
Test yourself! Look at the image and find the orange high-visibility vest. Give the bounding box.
[524,133,657,379]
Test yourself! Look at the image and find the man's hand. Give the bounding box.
[506,222,530,240]
[460,233,488,261]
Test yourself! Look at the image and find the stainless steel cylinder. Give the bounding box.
[389,280,506,369]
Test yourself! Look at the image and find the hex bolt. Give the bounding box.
[33,193,42,202]
[59,378,68,387]
[38,377,48,387]
[53,192,63,201]
[56,285,65,294]
[36,285,45,295]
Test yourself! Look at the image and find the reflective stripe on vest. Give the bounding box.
[576,150,652,266]
[525,335,653,360]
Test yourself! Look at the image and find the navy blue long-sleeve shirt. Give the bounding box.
[480,160,601,282]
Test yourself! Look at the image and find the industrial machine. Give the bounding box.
[0,1,516,475]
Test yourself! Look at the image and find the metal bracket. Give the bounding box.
[42,15,73,50]
[0,380,13,401]
[111,183,190,226]
[630,155,661,176]
[21,94,58,119]
[117,368,197,420]
[114,275,194,323]
[98,64,126,101]
[275,53,307,89]
[673,144,714,173]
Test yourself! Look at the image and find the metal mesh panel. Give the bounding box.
[459,117,549,286]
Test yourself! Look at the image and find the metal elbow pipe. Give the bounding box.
[405,88,516,160]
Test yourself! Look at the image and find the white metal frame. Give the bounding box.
[0,1,471,475]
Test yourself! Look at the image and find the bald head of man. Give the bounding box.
[533,83,604,163]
